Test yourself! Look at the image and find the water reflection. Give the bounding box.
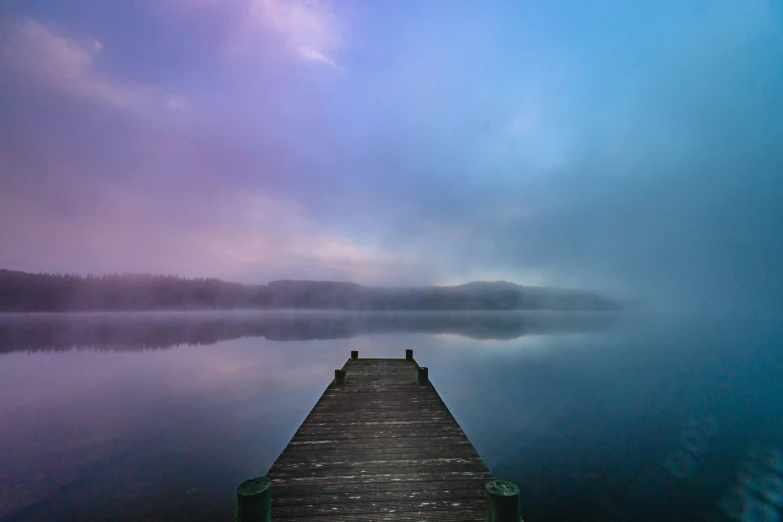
[0,337,349,521]
[0,310,619,353]
[663,413,718,479]
[1,313,781,522]
[720,445,783,521]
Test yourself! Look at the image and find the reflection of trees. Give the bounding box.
[0,312,620,353]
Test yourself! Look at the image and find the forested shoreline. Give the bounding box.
[0,269,620,312]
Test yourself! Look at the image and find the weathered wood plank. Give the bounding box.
[273,447,482,462]
[271,463,491,480]
[273,498,486,516]
[273,511,484,522]
[291,427,465,438]
[273,457,485,471]
[266,356,492,520]
[273,487,487,505]
[271,479,495,496]
[276,440,479,455]
[302,417,450,428]
[271,471,491,488]
[284,437,472,446]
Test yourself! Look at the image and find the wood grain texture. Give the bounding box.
[267,358,492,521]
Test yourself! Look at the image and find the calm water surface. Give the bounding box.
[1,311,782,522]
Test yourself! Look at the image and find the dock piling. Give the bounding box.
[486,480,521,522]
[405,348,413,360]
[334,369,346,385]
[417,366,429,385]
[351,350,358,360]
[236,476,271,522]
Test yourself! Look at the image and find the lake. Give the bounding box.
[1,311,782,522]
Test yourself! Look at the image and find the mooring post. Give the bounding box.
[236,476,272,522]
[417,366,428,385]
[351,350,358,360]
[486,480,521,522]
[406,349,413,361]
[334,369,346,385]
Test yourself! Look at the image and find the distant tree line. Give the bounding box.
[0,269,620,312]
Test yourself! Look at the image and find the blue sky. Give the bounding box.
[0,0,781,312]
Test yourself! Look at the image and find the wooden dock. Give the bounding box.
[236,350,521,522]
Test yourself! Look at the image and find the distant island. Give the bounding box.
[0,269,620,312]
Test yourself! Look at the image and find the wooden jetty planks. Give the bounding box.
[266,357,493,521]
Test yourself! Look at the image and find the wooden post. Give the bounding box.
[334,369,346,385]
[486,480,521,522]
[405,349,413,361]
[236,476,271,522]
[351,350,358,360]
[417,366,428,385]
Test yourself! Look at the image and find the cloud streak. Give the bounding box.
[254,0,342,68]
[195,0,344,70]
[1,20,142,107]
[1,20,184,111]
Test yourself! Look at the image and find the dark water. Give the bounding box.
[1,311,782,522]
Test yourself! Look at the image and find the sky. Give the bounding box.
[0,0,781,313]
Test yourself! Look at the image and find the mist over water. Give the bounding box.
[0,0,782,521]
[1,311,782,522]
